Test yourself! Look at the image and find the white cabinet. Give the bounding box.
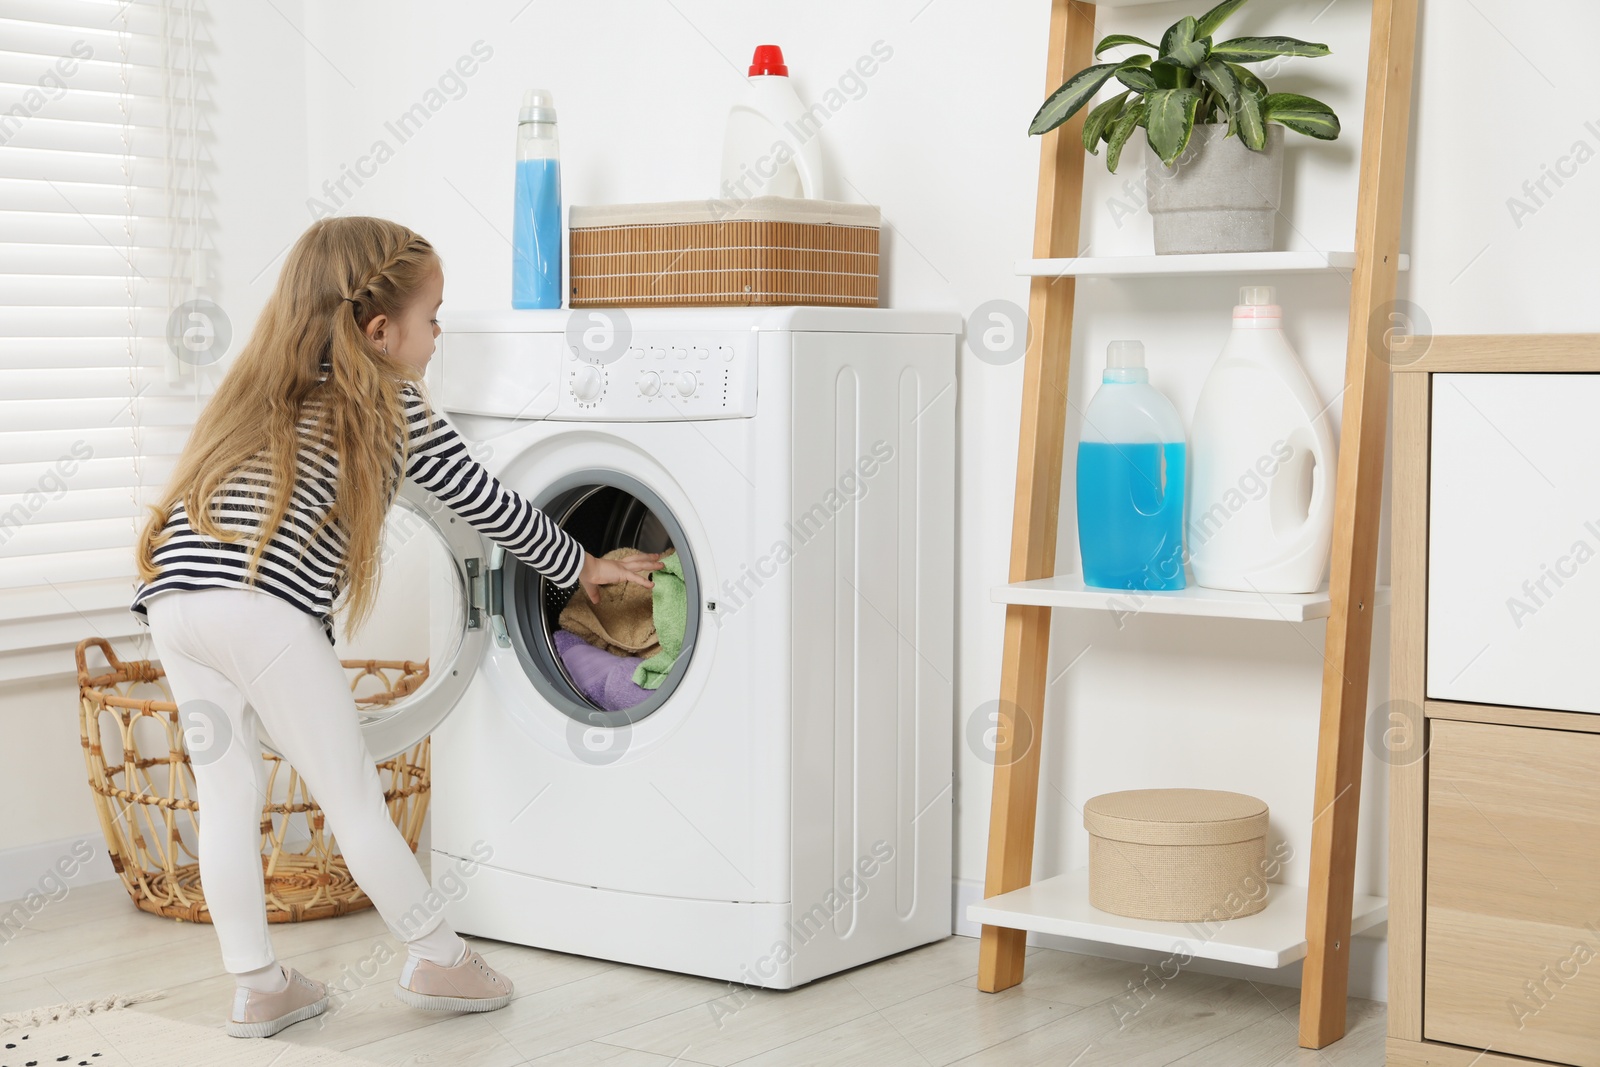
[1428,373,1600,714]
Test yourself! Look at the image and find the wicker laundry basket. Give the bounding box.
[1084,788,1271,922]
[75,636,431,924]
[568,195,880,308]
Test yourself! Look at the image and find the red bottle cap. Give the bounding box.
[748,44,788,77]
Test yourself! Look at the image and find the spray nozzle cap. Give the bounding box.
[1106,340,1145,369]
[520,89,557,124]
[748,44,789,76]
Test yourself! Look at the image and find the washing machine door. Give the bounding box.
[256,477,489,764]
[254,462,704,764]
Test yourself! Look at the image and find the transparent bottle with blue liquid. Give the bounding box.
[512,89,561,309]
[1076,340,1188,591]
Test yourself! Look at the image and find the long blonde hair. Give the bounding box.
[136,216,441,640]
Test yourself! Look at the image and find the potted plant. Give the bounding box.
[1029,0,1341,254]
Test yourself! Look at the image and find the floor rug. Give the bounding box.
[1,991,376,1066]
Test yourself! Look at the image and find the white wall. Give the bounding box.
[8,0,1599,1002]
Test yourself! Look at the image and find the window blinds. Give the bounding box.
[0,0,207,682]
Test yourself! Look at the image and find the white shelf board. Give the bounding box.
[1017,251,1410,278]
[992,574,1392,622]
[967,870,1387,969]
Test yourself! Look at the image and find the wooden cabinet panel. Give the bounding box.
[1425,719,1600,1064]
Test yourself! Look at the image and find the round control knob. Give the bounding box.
[637,370,661,396]
[674,371,697,397]
[571,364,603,402]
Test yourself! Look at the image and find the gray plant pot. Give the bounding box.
[1145,122,1285,255]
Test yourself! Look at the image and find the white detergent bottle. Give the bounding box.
[719,44,824,201]
[1188,286,1337,593]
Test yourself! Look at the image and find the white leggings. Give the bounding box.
[144,585,459,974]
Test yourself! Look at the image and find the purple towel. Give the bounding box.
[553,629,655,711]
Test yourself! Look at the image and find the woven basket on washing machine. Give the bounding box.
[75,636,432,924]
[1084,788,1271,923]
[568,196,880,308]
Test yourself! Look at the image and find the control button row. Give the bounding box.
[615,345,736,362]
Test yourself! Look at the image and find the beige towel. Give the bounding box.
[558,546,662,658]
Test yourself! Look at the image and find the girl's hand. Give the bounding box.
[578,550,664,604]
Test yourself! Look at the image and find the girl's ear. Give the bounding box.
[364,312,389,349]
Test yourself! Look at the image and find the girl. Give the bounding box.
[130,216,662,1038]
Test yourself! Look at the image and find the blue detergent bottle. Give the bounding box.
[1076,340,1188,591]
[512,89,561,309]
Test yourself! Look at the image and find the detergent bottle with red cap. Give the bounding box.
[719,44,825,201]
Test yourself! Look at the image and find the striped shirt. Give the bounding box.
[130,366,585,645]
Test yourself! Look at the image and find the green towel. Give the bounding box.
[632,550,686,690]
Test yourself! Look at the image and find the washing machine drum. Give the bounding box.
[501,469,700,729]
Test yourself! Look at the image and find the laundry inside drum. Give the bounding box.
[532,481,692,715]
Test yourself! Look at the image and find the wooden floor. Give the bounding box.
[0,870,1386,1065]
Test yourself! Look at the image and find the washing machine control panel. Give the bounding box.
[557,333,757,420]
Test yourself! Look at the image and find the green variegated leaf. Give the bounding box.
[1194,56,1243,107]
[1227,61,1267,97]
[1163,35,1211,69]
[1160,15,1198,57]
[1210,36,1331,62]
[1106,99,1148,173]
[1150,60,1184,89]
[1029,62,1124,135]
[1235,88,1267,149]
[1095,33,1158,55]
[1145,87,1203,166]
[1116,64,1159,93]
[1082,91,1132,154]
[1196,0,1251,37]
[1263,92,1341,139]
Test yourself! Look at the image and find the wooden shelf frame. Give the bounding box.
[972,0,1421,1051]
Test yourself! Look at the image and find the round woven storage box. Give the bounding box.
[75,636,432,924]
[1084,788,1270,922]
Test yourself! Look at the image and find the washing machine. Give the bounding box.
[330,305,957,989]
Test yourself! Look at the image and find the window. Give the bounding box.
[0,0,206,681]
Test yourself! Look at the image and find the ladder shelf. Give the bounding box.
[972,0,1419,1051]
